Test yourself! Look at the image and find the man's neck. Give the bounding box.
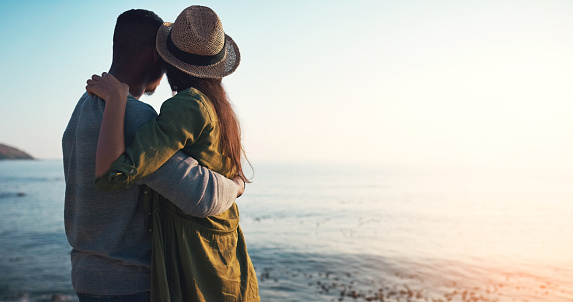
[108,66,146,99]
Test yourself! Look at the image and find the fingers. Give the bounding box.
[86,79,99,95]
[85,72,130,102]
[86,72,112,89]
[86,74,106,98]
[85,83,99,95]
[85,72,129,101]
[87,74,102,89]
[87,72,112,84]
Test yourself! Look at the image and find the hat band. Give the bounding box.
[167,32,226,66]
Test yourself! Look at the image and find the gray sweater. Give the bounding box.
[62,92,238,295]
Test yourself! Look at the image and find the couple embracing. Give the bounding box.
[63,5,259,302]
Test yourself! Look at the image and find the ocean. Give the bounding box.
[0,160,571,302]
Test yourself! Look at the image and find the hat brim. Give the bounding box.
[156,22,240,79]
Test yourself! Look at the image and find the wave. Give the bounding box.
[0,176,64,183]
[0,192,27,199]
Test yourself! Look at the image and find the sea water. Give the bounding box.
[0,160,572,301]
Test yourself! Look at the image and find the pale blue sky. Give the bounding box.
[1,0,573,167]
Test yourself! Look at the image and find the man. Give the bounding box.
[62,9,242,301]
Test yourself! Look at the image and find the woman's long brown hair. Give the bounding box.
[165,63,249,182]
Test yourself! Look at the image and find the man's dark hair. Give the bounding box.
[113,9,163,59]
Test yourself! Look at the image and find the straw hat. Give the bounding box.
[156,5,240,79]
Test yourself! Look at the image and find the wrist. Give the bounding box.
[107,92,128,104]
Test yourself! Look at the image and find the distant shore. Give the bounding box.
[0,143,34,160]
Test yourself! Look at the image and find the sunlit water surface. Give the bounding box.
[0,160,571,301]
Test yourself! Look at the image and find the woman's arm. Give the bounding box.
[86,72,129,177]
[94,89,218,191]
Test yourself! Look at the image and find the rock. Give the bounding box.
[0,143,34,160]
[51,294,74,301]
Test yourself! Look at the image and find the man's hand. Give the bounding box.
[232,176,245,198]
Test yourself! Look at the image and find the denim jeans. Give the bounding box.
[76,292,150,302]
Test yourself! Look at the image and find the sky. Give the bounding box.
[1,0,572,167]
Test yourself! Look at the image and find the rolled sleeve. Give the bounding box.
[93,155,138,192]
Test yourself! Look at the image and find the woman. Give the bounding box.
[87,6,259,302]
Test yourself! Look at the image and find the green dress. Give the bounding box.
[95,88,260,302]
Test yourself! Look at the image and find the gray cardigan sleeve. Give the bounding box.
[138,151,237,217]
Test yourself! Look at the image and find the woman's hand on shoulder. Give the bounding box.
[86,72,129,104]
